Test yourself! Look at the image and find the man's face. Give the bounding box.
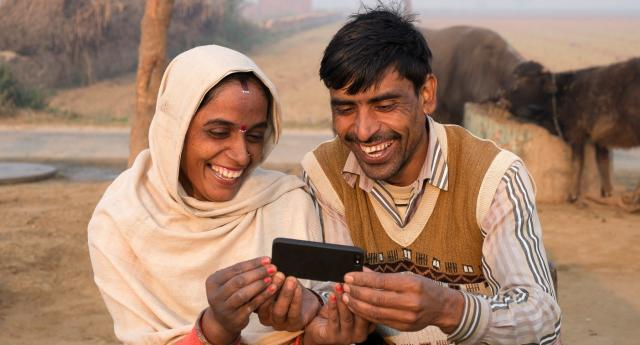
[330,69,437,185]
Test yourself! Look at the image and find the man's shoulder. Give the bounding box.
[313,136,349,157]
[302,137,349,175]
[443,124,501,151]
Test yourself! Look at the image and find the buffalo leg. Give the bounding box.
[569,142,585,203]
[595,143,613,197]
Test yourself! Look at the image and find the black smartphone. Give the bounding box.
[271,238,364,282]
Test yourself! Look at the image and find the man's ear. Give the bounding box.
[421,74,438,114]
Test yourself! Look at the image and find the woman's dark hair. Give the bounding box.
[198,72,272,115]
[319,5,432,95]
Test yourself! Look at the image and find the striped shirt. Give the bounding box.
[302,117,561,344]
[341,117,449,227]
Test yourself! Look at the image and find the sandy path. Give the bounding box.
[0,181,116,345]
[540,203,640,344]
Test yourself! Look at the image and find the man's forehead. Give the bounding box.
[331,70,411,98]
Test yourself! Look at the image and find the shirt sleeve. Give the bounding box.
[300,169,353,246]
[449,161,562,345]
[175,328,206,345]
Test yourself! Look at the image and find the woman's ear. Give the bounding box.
[421,74,438,114]
[178,164,193,196]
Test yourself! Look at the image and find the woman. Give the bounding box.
[88,45,326,344]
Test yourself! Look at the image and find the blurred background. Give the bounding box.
[0,1,639,344]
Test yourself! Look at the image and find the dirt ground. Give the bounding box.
[1,13,640,345]
[1,179,639,344]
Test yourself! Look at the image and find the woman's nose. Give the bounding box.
[227,135,251,166]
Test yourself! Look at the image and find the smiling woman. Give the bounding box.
[87,45,324,345]
[180,73,271,202]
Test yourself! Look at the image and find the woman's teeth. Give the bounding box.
[210,165,243,180]
[359,141,392,157]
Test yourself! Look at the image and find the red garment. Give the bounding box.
[175,328,203,345]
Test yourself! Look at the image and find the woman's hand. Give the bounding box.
[202,257,281,343]
[303,284,374,345]
[257,275,321,331]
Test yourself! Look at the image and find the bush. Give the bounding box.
[0,0,269,89]
[0,63,47,111]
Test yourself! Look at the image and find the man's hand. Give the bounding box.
[202,257,280,343]
[256,275,320,331]
[341,271,464,333]
[304,284,373,345]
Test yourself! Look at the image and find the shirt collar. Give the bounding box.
[341,116,449,192]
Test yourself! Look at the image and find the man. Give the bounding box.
[301,7,561,345]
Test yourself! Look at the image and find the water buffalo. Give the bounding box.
[422,26,548,125]
[506,57,640,201]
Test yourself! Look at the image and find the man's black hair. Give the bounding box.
[319,4,432,95]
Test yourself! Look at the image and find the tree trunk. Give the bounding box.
[129,0,174,166]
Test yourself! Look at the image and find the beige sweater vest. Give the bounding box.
[304,123,520,344]
[314,125,503,287]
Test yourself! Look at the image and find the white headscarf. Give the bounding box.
[89,45,321,345]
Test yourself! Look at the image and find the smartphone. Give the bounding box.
[271,238,364,282]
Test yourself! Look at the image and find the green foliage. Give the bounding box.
[0,63,47,112]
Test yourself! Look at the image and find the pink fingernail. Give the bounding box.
[267,266,276,275]
[329,294,336,303]
[335,284,343,293]
[268,284,277,293]
[261,257,271,265]
[264,277,272,284]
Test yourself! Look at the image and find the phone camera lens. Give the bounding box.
[354,254,362,265]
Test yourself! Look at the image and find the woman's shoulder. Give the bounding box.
[252,168,311,201]
[88,158,154,239]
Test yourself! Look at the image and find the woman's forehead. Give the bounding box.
[215,77,268,98]
[194,84,268,125]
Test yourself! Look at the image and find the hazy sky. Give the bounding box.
[313,0,640,13]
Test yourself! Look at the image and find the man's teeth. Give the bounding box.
[359,141,392,157]
[211,165,243,179]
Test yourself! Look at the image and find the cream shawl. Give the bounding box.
[88,45,322,345]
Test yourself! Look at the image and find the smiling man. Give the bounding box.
[301,6,561,345]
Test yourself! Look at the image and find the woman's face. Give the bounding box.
[180,78,269,202]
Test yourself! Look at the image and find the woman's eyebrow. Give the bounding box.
[249,122,269,130]
[203,119,234,127]
[203,119,268,130]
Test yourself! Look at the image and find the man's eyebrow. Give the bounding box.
[368,92,402,104]
[330,92,403,107]
[203,119,269,130]
[330,98,356,107]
